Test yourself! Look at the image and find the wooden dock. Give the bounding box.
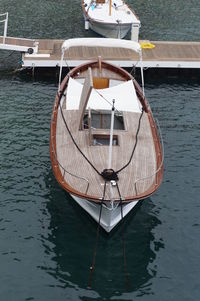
[1,36,200,69]
[21,39,200,69]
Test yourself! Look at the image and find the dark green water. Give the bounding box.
[0,1,200,300]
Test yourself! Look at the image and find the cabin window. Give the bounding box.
[93,134,118,146]
[83,111,125,130]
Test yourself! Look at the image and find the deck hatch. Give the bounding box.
[84,111,125,130]
[93,134,118,146]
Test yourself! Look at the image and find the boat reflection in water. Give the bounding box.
[42,174,164,297]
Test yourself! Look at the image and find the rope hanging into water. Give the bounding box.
[116,182,130,290]
[88,181,107,288]
[0,50,15,64]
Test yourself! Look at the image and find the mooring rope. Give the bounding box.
[130,61,140,78]
[116,182,130,290]
[0,50,15,65]
[88,180,107,288]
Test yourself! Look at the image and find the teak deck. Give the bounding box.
[22,39,200,68]
[55,106,157,200]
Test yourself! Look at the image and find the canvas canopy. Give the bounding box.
[59,38,144,96]
[66,77,142,113]
[62,38,141,54]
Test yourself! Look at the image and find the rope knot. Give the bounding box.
[101,169,118,181]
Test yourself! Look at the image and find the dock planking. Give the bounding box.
[22,39,200,69]
[1,36,200,69]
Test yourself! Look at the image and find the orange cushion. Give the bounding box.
[93,77,109,89]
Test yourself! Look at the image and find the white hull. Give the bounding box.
[71,194,139,232]
[89,20,132,39]
[82,0,140,40]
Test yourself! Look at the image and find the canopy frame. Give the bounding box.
[58,38,145,95]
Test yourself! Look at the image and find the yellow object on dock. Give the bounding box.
[140,41,155,49]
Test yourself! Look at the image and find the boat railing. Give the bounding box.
[50,105,90,194]
[0,12,8,44]
[134,117,164,195]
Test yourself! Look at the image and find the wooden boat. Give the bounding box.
[50,38,163,232]
[81,0,140,40]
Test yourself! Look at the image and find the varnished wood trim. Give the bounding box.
[50,60,163,203]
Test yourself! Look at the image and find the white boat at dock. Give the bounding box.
[50,38,163,232]
[81,0,140,40]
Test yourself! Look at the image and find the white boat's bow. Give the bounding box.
[81,0,141,40]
